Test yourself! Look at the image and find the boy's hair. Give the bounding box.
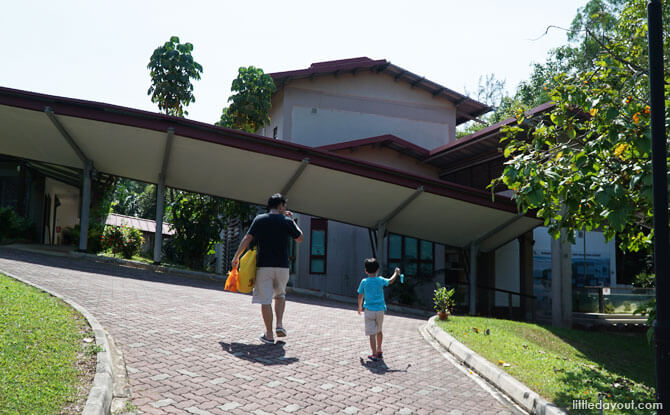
[267,193,287,210]
[364,258,380,274]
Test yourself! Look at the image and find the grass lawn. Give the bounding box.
[436,316,656,414]
[0,273,96,414]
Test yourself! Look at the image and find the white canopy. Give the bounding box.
[0,86,539,252]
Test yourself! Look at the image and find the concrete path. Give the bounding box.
[0,248,519,415]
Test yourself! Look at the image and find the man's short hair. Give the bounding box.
[267,193,287,210]
[364,258,380,274]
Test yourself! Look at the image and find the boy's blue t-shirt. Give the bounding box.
[357,276,390,311]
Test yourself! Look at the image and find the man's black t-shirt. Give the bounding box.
[247,213,301,268]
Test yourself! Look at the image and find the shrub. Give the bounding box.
[121,226,144,259]
[101,225,143,259]
[70,224,104,253]
[0,206,34,242]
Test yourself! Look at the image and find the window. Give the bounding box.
[310,218,327,274]
[388,233,434,278]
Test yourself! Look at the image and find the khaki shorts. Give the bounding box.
[252,267,290,305]
[364,310,385,336]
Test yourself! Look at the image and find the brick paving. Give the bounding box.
[0,247,520,415]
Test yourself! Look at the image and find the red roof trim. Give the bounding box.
[270,57,389,81]
[0,85,521,213]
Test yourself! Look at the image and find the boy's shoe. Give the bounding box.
[376,352,383,359]
[276,327,287,337]
[260,335,275,344]
[367,354,379,361]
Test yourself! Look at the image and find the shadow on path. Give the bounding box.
[359,357,411,374]
[219,340,299,365]
[0,247,427,320]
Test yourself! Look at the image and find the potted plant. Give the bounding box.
[433,284,455,320]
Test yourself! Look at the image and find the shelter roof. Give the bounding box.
[0,86,539,251]
[269,57,491,125]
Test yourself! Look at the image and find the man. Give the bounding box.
[232,193,303,344]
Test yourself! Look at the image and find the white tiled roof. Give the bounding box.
[105,213,175,236]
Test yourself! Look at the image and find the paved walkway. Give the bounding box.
[0,248,519,415]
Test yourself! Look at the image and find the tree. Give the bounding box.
[458,74,516,137]
[217,66,275,133]
[147,36,203,117]
[165,192,256,269]
[515,0,627,108]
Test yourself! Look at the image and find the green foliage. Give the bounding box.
[101,225,124,256]
[0,274,91,414]
[101,225,144,259]
[111,179,163,220]
[121,227,144,259]
[493,0,670,250]
[491,0,666,345]
[69,224,104,253]
[217,66,275,133]
[0,206,33,242]
[437,316,656,412]
[603,301,615,314]
[634,298,657,344]
[632,272,655,288]
[433,283,455,313]
[165,191,256,269]
[147,36,203,117]
[515,0,627,108]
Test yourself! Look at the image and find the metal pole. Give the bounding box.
[648,0,668,409]
[154,175,165,263]
[469,243,478,315]
[79,161,92,251]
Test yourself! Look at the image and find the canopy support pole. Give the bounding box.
[154,128,174,264]
[281,158,310,197]
[375,186,424,270]
[44,107,94,251]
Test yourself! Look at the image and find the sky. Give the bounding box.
[2,1,589,125]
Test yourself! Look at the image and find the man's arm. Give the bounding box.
[357,294,364,315]
[285,211,303,243]
[231,234,253,269]
[294,221,304,243]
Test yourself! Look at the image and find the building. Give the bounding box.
[259,57,537,313]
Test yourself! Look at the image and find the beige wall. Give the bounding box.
[329,146,439,178]
[269,71,457,149]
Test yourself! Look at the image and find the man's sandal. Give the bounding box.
[276,327,287,337]
[260,334,275,344]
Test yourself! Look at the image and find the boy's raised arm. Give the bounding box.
[388,267,401,285]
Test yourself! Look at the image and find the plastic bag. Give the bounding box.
[237,248,257,293]
[224,268,239,293]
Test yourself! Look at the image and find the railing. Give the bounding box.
[574,286,656,314]
[450,281,537,321]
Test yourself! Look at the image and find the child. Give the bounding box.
[357,258,400,361]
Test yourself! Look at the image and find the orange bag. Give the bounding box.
[224,268,239,293]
